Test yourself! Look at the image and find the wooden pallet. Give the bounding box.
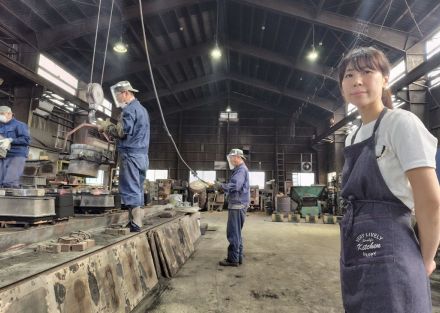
[0,218,55,229]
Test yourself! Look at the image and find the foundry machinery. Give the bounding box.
[289,185,328,217]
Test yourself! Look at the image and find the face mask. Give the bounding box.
[0,115,6,123]
[117,102,127,109]
[227,156,235,170]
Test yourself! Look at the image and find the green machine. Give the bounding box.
[290,185,327,217]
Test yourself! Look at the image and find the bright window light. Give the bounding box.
[249,171,265,189]
[189,170,216,183]
[426,30,440,59]
[95,98,113,117]
[146,169,168,181]
[427,63,440,88]
[219,112,239,122]
[37,68,77,95]
[388,60,406,87]
[292,172,315,186]
[38,54,78,94]
[85,170,105,186]
[425,30,440,87]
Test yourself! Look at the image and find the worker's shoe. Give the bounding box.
[219,259,239,267]
[126,221,141,232]
[131,206,144,227]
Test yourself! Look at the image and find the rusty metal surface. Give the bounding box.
[0,205,170,253]
[0,211,129,252]
[0,210,200,313]
[0,234,158,313]
[152,213,201,277]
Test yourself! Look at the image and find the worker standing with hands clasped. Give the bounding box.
[338,47,440,312]
[213,148,250,267]
[98,81,150,232]
[0,106,30,188]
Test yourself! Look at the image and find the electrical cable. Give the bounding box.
[403,0,423,37]
[137,0,207,184]
[100,0,115,85]
[377,0,393,38]
[90,0,102,84]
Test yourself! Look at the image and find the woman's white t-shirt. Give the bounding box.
[345,108,438,209]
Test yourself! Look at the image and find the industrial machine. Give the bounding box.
[0,188,56,225]
[249,185,260,211]
[45,188,75,219]
[67,143,113,177]
[207,191,224,211]
[73,189,115,214]
[157,179,173,201]
[290,185,327,217]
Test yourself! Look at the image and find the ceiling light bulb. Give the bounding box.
[211,46,222,59]
[113,41,128,53]
[307,48,318,61]
[226,105,231,112]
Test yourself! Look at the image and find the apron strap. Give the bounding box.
[351,124,362,145]
[350,107,388,145]
[372,107,388,135]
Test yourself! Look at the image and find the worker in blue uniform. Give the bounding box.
[0,106,30,188]
[214,148,250,267]
[99,81,150,232]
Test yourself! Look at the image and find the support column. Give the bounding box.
[406,49,428,125]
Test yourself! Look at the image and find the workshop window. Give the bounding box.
[189,170,216,183]
[426,29,440,87]
[146,170,168,181]
[96,99,112,117]
[292,173,315,186]
[249,171,265,189]
[85,170,105,186]
[37,54,78,95]
[427,29,440,59]
[388,60,406,87]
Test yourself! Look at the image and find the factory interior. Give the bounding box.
[0,0,440,312]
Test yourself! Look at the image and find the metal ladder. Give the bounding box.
[276,152,285,193]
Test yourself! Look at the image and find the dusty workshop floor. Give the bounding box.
[147,211,343,313]
[147,211,440,313]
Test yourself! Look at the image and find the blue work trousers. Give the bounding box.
[0,156,26,187]
[227,207,247,263]
[119,153,148,208]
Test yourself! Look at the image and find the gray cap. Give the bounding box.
[227,148,246,160]
[113,80,139,93]
[0,106,11,113]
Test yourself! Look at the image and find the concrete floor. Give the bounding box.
[148,211,343,313]
[147,211,440,313]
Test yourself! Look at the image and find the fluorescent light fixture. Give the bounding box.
[219,111,238,122]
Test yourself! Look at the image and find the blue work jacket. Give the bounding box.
[0,118,30,157]
[118,98,150,155]
[222,163,250,208]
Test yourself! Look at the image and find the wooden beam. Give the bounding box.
[235,0,419,51]
[36,0,210,50]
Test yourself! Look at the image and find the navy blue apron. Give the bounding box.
[340,108,432,313]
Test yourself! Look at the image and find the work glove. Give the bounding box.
[0,138,12,151]
[96,118,114,133]
[213,180,223,192]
